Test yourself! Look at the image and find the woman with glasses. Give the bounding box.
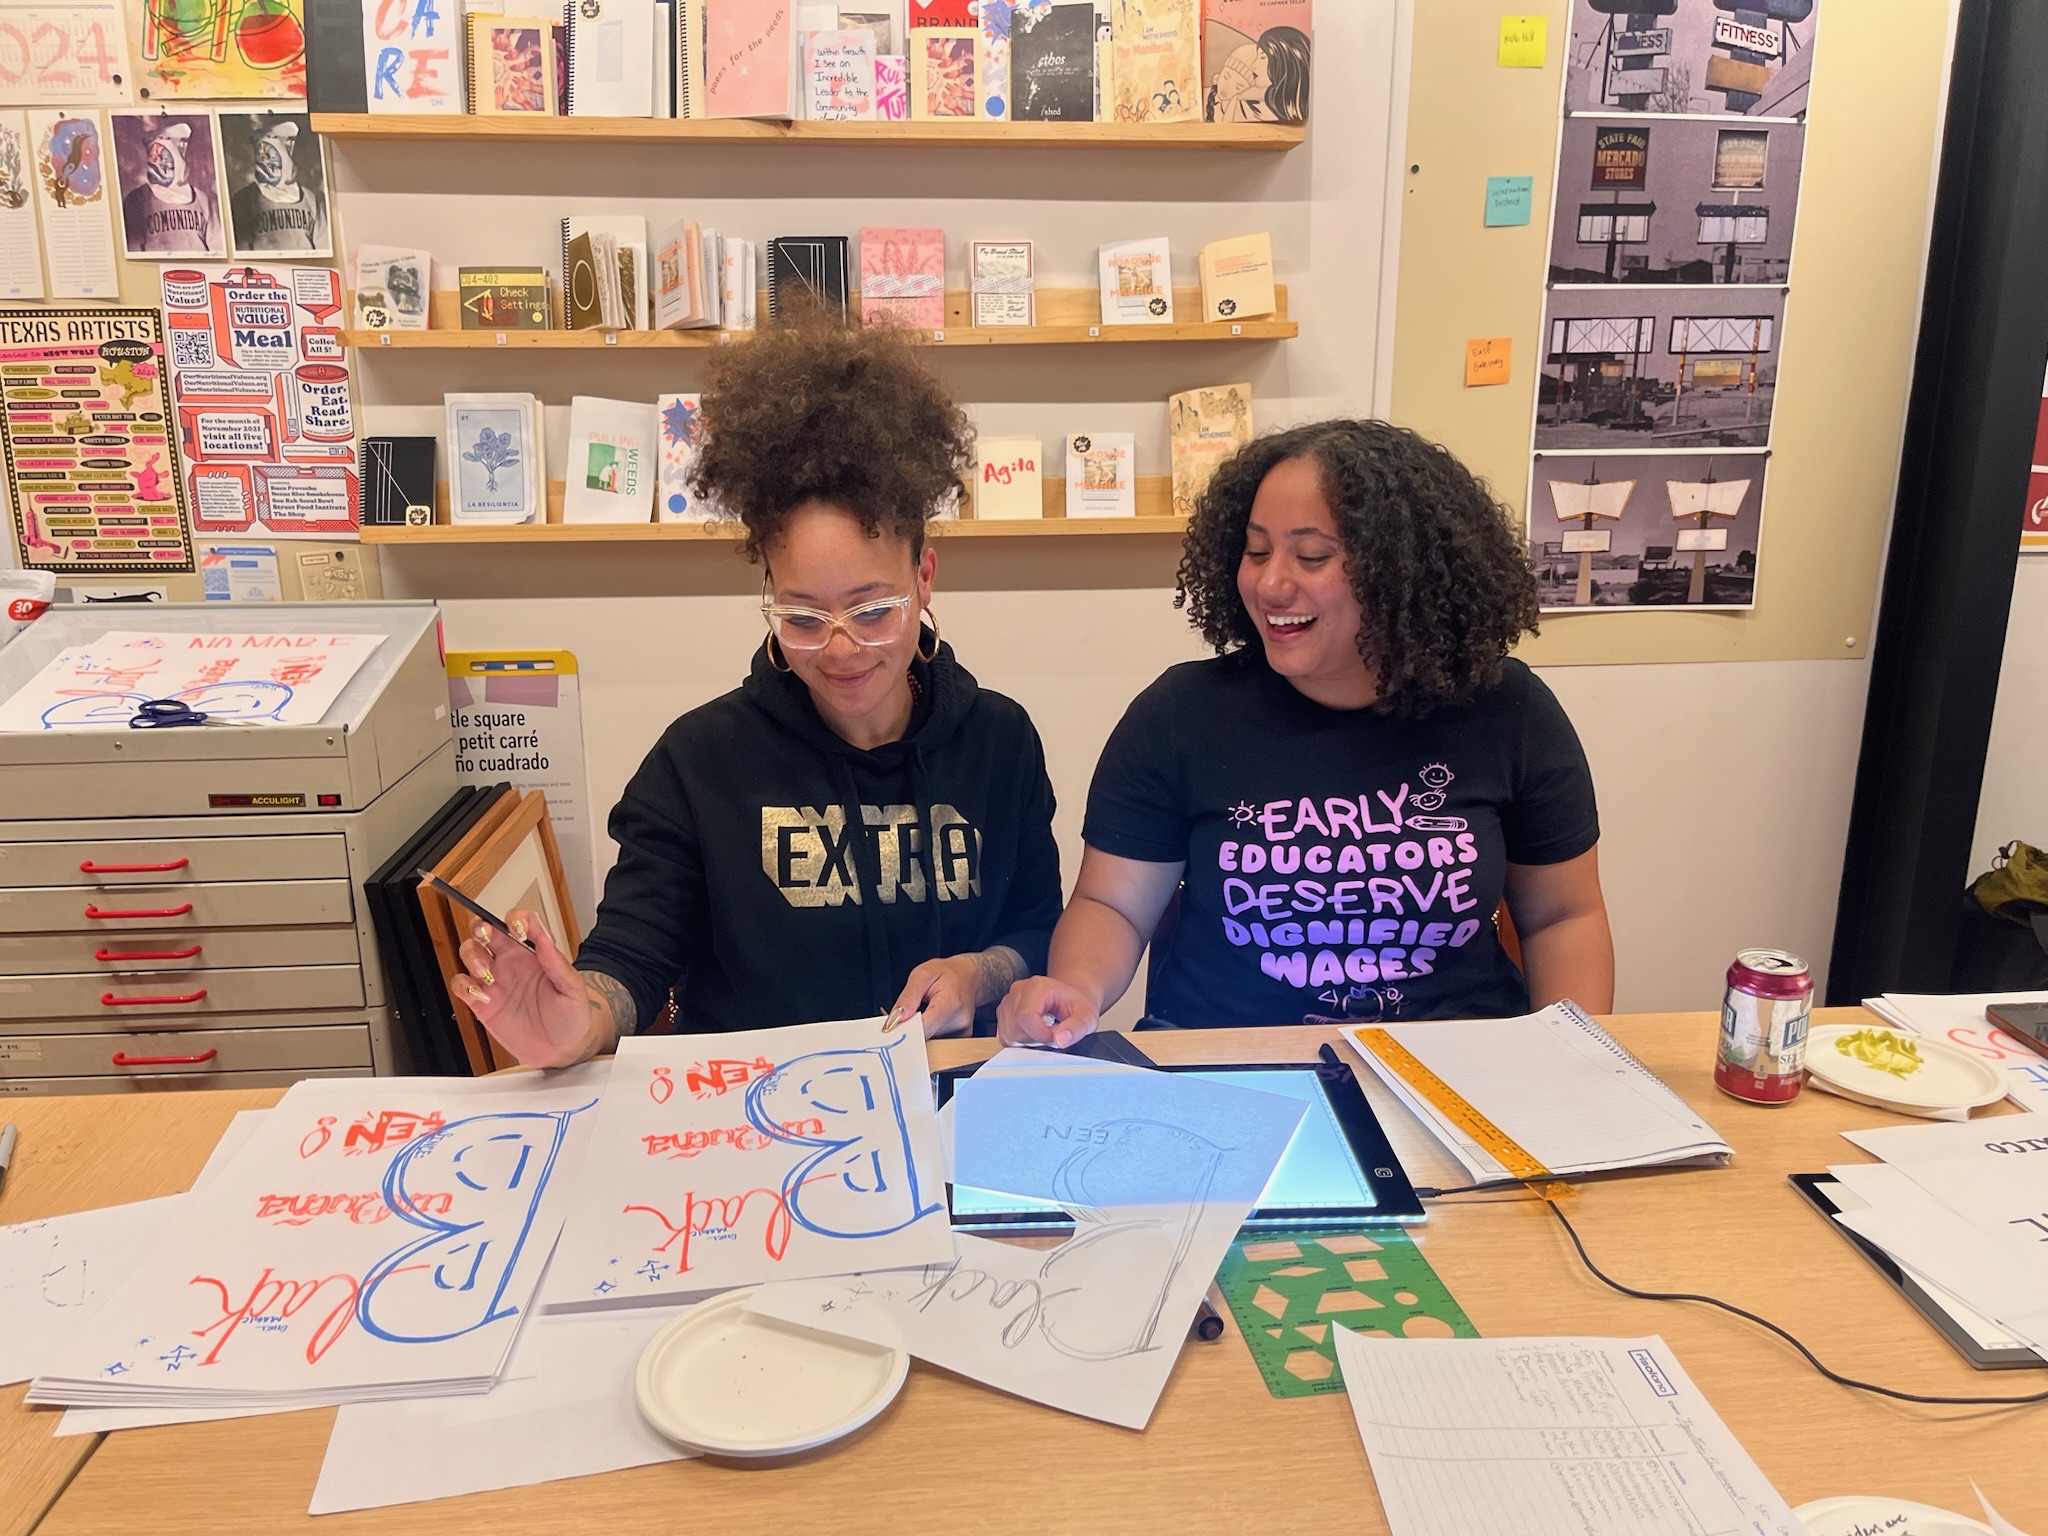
[450,321,1062,1066]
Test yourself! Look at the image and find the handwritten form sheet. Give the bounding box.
[30,1068,606,1410]
[1332,1331,1801,1535]
[747,1060,1305,1429]
[541,1017,952,1310]
[311,1310,690,1513]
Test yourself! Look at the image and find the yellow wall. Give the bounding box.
[1393,0,1955,665]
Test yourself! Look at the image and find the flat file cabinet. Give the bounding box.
[0,603,457,1094]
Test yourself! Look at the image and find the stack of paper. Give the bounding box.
[746,1049,1307,1430]
[1332,1330,1802,1534]
[539,1016,955,1311]
[1827,1114,2048,1358]
[1865,990,2048,1111]
[1343,1003,1731,1184]
[28,1069,608,1414]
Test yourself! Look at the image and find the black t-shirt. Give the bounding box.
[1084,653,1599,1027]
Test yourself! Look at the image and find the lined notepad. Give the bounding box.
[1333,1331,1802,1536]
[1343,1002,1731,1184]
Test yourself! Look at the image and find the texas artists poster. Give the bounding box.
[161,261,359,537]
[0,307,195,574]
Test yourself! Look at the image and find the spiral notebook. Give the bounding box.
[1343,1002,1732,1184]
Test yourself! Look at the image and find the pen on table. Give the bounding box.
[1188,1296,1225,1344]
[0,1123,18,1195]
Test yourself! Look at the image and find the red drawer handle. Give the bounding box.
[111,1048,218,1066]
[80,858,190,874]
[101,989,208,1007]
[84,903,194,920]
[96,945,204,962]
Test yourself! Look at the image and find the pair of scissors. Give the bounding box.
[129,698,210,729]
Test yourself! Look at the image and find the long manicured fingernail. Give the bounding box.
[510,916,528,941]
[477,966,494,986]
[468,984,491,1006]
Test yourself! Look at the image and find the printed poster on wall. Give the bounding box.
[124,0,308,100]
[161,261,359,538]
[0,307,195,575]
[0,2,136,105]
[446,650,594,930]
[1566,0,1820,119]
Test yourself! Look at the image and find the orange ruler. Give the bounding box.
[1351,1027,1576,1200]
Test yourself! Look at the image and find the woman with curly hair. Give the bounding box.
[998,419,1612,1042]
[451,321,1062,1064]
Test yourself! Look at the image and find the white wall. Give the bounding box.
[1972,557,2048,878]
[355,0,1895,1020]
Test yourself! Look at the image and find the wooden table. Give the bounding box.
[5,1010,2044,1533]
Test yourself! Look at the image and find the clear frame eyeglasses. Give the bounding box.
[760,587,919,651]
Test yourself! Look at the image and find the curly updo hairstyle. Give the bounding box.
[1176,419,1540,719]
[691,314,973,564]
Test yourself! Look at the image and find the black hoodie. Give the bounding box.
[574,640,1062,1033]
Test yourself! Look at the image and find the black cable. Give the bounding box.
[1542,1196,2048,1408]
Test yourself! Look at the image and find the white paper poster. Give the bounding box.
[541,1019,953,1311]
[361,0,465,112]
[0,111,43,298]
[161,261,359,538]
[26,109,118,300]
[0,628,384,730]
[0,2,136,105]
[445,649,594,929]
[30,1069,609,1410]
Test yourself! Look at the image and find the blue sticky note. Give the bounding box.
[1486,175,1535,227]
[951,1070,1307,1209]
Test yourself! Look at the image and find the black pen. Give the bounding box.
[416,870,537,953]
[1188,1296,1225,1343]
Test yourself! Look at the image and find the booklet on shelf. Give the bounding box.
[1099,235,1174,325]
[564,396,659,523]
[1065,431,1135,517]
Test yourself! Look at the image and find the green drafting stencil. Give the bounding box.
[1215,1229,1479,1398]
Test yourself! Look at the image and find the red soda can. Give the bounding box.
[1715,948,1813,1105]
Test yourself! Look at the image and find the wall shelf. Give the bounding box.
[346,288,1293,350]
[362,516,1188,545]
[367,476,1185,543]
[310,114,1302,151]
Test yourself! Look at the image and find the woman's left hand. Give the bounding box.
[888,954,982,1038]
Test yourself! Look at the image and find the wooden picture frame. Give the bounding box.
[420,790,579,1073]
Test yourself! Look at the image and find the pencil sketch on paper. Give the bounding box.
[745,1093,1304,1428]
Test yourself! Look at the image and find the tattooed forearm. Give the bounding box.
[584,970,638,1053]
[969,946,1029,1009]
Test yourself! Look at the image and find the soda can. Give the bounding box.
[1715,948,1813,1105]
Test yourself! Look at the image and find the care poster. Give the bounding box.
[0,307,194,575]
[161,261,359,538]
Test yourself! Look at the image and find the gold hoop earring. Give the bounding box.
[765,631,793,673]
[917,611,941,663]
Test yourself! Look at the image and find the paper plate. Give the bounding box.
[1794,1495,1991,1536]
[1804,1024,2007,1115]
[634,1287,907,1459]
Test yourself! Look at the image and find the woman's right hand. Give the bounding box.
[995,975,1102,1049]
[453,910,604,1068]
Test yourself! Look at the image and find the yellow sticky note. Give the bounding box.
[1498,15,1546,68]
[1466,337,1512,387]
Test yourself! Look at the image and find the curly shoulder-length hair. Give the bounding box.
[1176,420,1539,718]
[691,315,973,563]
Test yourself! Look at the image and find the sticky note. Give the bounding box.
[1485,176,1535,227]
[1466,338,1512,387]
[1498,15,1546,68]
